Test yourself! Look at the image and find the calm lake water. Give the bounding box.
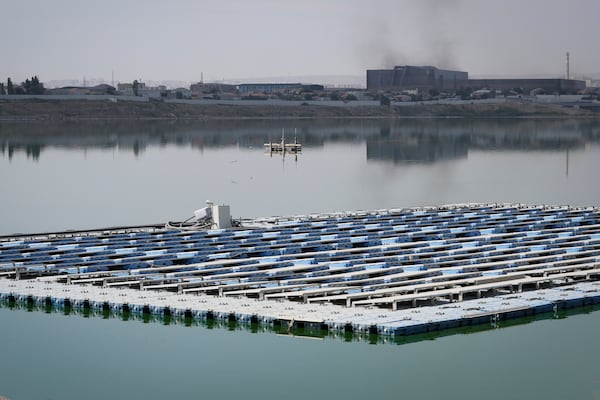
[1,118,600,400]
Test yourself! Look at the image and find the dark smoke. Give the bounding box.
[356,17,406,68]
[356,0,463,70]
[355,16,408,68]
[417,0,463,69]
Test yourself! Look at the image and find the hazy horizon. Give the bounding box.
[3,0,599,85]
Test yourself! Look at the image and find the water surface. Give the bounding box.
[1,118,600,400]
[1,303,600,400]
[1,118,599,235]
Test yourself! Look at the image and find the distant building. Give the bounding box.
[587,80,600,88]
[467,78,586,94]
[167,87,192,99]
[366,65,586,95]
[190,82,237,98]
[367,66,468,92]
[144,85,166,99]
[47,84,116,95]
[238,83,324,94]
[117,82,165,98]
[90,84,116,95]
[117,82,137,96]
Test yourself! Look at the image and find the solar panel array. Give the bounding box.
[1,204,599,310]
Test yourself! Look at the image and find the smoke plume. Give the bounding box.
[355,0,463,69]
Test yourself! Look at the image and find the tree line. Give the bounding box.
[0,76,45,95]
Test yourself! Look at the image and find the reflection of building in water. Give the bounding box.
[366,125,590,164]
[473,133,585,152]
[366,135,469,163]
[1,119,599,161]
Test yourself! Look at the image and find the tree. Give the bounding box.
[33,76,44,93]
[379,94,391,106]
[22,75,45,94]
[456,87,473,100]
[7,78,14,95]
[132,80,139,96]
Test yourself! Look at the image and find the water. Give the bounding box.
[1,303,600,400]
[1,118,599,234]
[1,118,600,400]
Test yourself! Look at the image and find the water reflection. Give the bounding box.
[367,132,470,163]
[2,118,600,235]
[367,120,594,164]
[3,299,600,347]
[1,119,599,162]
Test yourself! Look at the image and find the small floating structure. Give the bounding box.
[1,203,600,336]
[264,129,302,154]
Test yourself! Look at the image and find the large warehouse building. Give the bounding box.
[367,65,586,94]
[367,66,468,92]
[466,78,585,94]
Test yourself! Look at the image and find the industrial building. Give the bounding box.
[467,78,585,94]
[367,65,586,95]
[367,66,468,92]
[238,83,324,94]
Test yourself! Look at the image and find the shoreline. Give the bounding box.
[1,98,597,121]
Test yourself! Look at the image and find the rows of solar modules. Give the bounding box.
[1,204,599,310]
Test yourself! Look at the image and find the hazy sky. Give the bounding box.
[2,0,599,84]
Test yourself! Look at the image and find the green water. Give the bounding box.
[1,302,600,400]
[1,118,600,399]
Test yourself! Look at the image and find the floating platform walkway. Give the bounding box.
[1,203,600,336]
[264,129,302,154]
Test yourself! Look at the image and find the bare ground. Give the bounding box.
[0,98,595,121]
